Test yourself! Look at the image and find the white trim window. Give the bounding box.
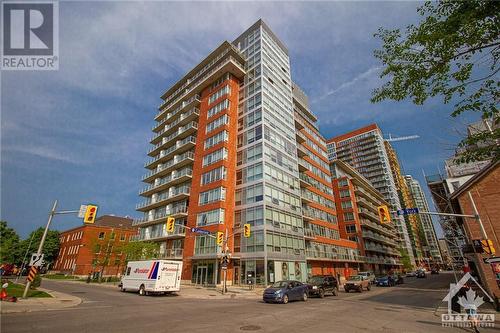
[203,147,228,167]
[204,130,228,149]
[208,85,230,105]
[196,208,225,226]
[199,187,226,205]
[206,114,228,134]
[201,166,227,185]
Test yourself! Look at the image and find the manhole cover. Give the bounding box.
[240,325,261,331]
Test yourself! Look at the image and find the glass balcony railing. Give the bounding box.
[133,206,188,225]
[139,169,192,195]
[142,151,194,181]
[137,185,191,209]
[145,136,196,168]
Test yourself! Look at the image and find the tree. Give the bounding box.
[372,1,500,162]
[0,221,20,263]
[399,248,413,271]
[17,228,60,266]
[122,241,160,263]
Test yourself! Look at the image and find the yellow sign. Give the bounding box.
[83,205,98,224]
[482,239,496,255]
[216,232,224,246]
[166,217,175,233]
[377,205,391,224]
[244,224,251,238]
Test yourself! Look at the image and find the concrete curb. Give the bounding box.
[1,284,82,314]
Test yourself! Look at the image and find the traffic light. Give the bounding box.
[244,224,251,238]
[482,239,496,255]
[83,205,98,224]
[377,205,391,224]
[216,232,224,246]
[166,217,175,233]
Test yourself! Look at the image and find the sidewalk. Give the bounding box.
[0,287,82,314]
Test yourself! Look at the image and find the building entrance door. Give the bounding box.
[196,266,208,286]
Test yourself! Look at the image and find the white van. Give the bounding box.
[120,260,182,295]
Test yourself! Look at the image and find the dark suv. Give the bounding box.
[307,275,339,298]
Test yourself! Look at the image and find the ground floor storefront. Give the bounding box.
[187,258,308,287]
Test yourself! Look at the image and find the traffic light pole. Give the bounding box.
[23,200,58,298]
[22,200,83,299]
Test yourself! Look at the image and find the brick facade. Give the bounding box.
[53,215,137,276]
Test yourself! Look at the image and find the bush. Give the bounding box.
[31,273,42,288]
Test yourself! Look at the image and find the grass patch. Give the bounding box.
[5,282,52,298]
[43,274,79,280]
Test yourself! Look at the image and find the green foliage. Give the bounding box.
[31,273,42,288]
[0,221,20,263]
[17,228,60,265]
[399,248,413,271]
[5,282,51,298]
[122,241,161,262]
[372,1,500,162]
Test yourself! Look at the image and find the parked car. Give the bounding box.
[393,274,404,284]
[263,280,309,304]
[431,268,439,275]
[416,270,426,278]
[376,275,395,287]
[358,271,376,284]
[405,271,416,277]
[307,275,338,297]
[344,275,371,293]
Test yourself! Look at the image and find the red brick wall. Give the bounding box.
[54,225,137,276]
[456,164,500,300]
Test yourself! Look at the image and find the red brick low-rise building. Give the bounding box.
[450,160,500,307]
[53,215,137,276]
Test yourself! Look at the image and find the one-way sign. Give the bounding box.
[397,208,419,216]
[192,227,210,235]
[29,253,45,267]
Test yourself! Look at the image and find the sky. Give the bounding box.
[1,1,481,238]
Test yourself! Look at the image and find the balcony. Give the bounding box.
[145,136,196,170]
[161,248,184,259]
[303,229,316,240]
[306,250,362,262]
[298,158,308,172]
[153,97,201,133]
[142,151,194,183]
[151,108,199,145]
[364,243,399,256]
[362,231,398,247]
[295,131,306,144]
[358,207,379,223]
[156,55,245,121]
[133,206,188,226]
[299,173,311,188]
[136,226,186,242]
[136,187,190,211]
[360,219,395,238]
[297,145,308,158]
[139,169,192,197]
[149,121,198,156]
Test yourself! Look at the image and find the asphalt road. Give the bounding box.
[2,272,496,333]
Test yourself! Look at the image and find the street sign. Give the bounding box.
[78,205,87,218]
[29,253,44,267]
[27,267,38,282]
[192,227,210,235]
[396,208,419,216]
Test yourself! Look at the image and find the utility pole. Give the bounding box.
[23,200,58,298]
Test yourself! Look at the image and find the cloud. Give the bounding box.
[2,145,85,165]
[312,66,382,103]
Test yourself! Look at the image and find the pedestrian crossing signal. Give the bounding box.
[216,232,224,246]
[83,205,98,224]
[377,205,391,224]
[166,217,175,233]
[244,224,251,238]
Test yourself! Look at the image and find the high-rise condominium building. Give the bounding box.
[384,141,424,265]
[326,124,416,266]
[135,20,361,287]
[404,175,443,265]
